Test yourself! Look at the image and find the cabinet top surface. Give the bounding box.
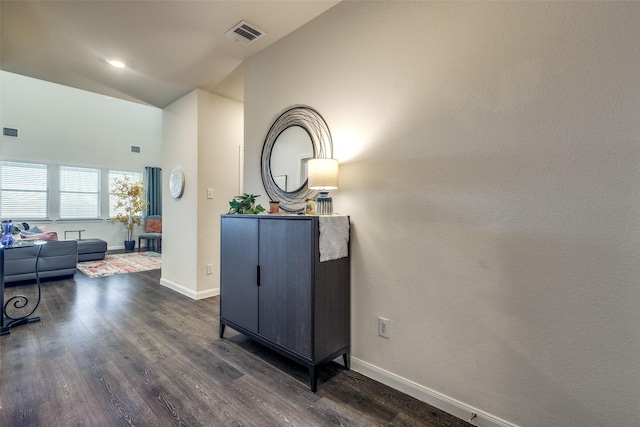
[221,214,348,220]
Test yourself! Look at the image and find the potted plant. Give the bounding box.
[228,193,265,214]
[111,176,147,251]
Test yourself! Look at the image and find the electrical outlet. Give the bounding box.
[378,317,391,339]
[207,188,214,199]
[206,264,213,274]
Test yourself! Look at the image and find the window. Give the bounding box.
[0,161,49,219]
[109,170,143,218]
[59,166,100,219]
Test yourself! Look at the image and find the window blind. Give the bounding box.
[59,166,100,219]
[0,161,49,219]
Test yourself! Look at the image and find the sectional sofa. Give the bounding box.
[4,240,78,283]
[3,238,108,283]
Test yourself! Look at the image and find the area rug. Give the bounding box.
[77,252,161,278]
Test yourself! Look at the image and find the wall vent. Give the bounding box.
[3,127,18,137]
[225,20,265,46]
[130,145,141,153]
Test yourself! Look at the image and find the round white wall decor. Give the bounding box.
[169,168,185,199]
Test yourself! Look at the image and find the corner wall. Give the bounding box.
[161,90,199,296]
[161,89,242,299]
[243,2,640,426]
[197,91,243,297]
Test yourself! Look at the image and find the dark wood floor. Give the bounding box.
[1,269,472,427]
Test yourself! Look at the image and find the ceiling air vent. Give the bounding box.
[130,145,141,153]
[225,20,265,46]
[3,127,18,137]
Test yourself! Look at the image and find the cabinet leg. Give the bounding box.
[219,322,225,339]
[309,365,318,392]
[343,349,351,370]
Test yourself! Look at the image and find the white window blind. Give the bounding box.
[0,161,49,219]
[59,166,100,219]
[109,170,143,218]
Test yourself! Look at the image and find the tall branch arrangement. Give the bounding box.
[111,177,147,241]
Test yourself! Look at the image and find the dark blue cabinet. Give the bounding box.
[219,214,350,391]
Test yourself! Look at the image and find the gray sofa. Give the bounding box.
[77,238,107,262]
[4,240,78,283]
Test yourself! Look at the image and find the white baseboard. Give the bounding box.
[196,287,219,299]
[160,278,196,298]
[351,358,518,427]
[159,278,218,300]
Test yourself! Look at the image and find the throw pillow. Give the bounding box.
[145,219,162,233]
[21,231,58,241]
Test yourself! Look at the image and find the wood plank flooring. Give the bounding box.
[1,268,472,427]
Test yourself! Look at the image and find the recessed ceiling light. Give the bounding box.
[106,58,126,68]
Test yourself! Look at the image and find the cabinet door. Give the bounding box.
[258,219,313,358]
[220,217,259,333]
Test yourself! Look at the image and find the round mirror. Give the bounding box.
[269,126,313,192]
[261,105,333,212]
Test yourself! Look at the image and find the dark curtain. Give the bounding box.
[146,166,162,215]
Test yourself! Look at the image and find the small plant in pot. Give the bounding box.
[228,193,265,214]
[111,177,147,251]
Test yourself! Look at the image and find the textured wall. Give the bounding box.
[244,2,640,426]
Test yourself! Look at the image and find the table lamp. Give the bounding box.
[308,158,339,215]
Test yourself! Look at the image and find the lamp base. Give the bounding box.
[315,191,333,215]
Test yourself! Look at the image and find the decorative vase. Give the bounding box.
[124,240,135,252]
[1,220,15,247]
[314,191,333,215]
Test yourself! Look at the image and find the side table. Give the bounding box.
[1,241,45,336]
[64,229,85,239]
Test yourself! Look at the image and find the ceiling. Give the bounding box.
[0,1,340,108]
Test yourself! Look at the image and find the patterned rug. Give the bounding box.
[77,252,161,278]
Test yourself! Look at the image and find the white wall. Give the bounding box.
[0,71,162,247]
[197,91,243,296]
[161,90,199,296]
[161,89,242,299]
[244,2,640,427]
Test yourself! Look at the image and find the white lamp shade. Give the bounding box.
[308,158,339,190]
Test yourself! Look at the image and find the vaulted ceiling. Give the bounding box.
[0,1,340,107]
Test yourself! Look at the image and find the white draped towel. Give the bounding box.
[319,216,350,262]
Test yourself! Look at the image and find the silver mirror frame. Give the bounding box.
[261,105,333,212]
